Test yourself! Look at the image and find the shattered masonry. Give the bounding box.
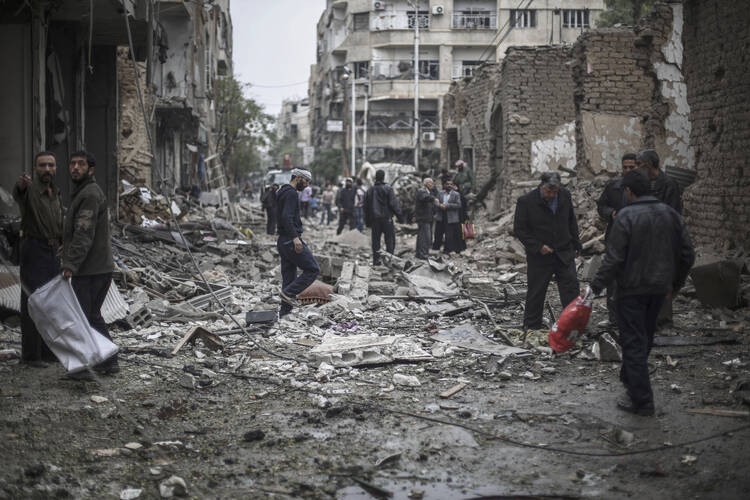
[117,47,153,189]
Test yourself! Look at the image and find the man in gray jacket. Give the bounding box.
[437,179,463,254]
[414,177,437,260]
[62,151,117,375]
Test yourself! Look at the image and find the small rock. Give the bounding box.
[179,373,196,390]
[681,455,697,465]
[393,373,421,387]
[159,475,188,498]
[90,395,109,404]
[522,371,537,380]
[498,371,512,380]
[120,488,143,500]
[124,442,143,450]
[670,384,682,393]
[614,428,634,446]
[541,366,556,374]
[150,467,163,476]
[242,430,265,442]
[316,362,335,381]
[24,464,45,478]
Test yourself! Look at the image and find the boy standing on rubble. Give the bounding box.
[276,168,320,317]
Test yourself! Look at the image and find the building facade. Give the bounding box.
[308,0,604,176]
[276,98,313,166]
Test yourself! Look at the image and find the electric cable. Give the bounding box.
[249,80,309,88]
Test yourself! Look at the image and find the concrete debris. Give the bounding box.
[309,333,432,367]
[159,475,188,498]
[592,333,622,362]
[393,373,421,387]
[120,488,143,500]
[434,325,528,359]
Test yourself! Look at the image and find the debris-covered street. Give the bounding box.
[2,191,749,499]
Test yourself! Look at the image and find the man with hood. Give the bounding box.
[364,169,402,266]
[275,168,320,317]
[336,178,356,235]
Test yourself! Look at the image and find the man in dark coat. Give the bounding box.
[597,153,637,323]
[276,169,320,317]
[62,151,118,375]
[590,170,694,415]
[414,177,437,260]
[13,151,63,366]
[336,178,356,235]
[432,178,452,251]
[513,172,581,331]
[364,169,402,265]
[636,149,682,325]
[261,183,278,235]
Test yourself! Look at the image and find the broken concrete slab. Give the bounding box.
[592,332,622,361]
[245,310,277,324]
[433,325,528,358]
[309,333,432,367]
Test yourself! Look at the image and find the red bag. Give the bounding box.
[462,222,475,240]
[548,289,594,353]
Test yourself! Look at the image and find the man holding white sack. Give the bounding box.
[61,151,118,374]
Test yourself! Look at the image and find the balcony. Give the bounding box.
[371,60,440,81]
[452,12,497,30]
[371,11,429,31]
[366,113,439,131]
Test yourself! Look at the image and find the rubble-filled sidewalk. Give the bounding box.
[0,192,749,499]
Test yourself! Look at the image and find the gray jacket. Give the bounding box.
[435,189,461,224]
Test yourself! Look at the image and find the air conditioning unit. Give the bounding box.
[432,5,445,15]
[423,131,436,142]
[373,1,386,10]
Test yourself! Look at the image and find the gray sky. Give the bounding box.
[231,0,326,117]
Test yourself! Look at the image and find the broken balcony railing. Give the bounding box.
[365,113,439,131]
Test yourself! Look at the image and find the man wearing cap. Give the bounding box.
[513,172,582,331]
[275,168,320,317]
[13,151,63,367]
[589,170,694,415]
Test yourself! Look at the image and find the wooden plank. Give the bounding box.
[439,383,467,399]
[686,408,750,418]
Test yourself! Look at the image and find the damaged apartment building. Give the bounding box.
[308,0,604,174]
[442,0,750,253]
[0,0,232,216]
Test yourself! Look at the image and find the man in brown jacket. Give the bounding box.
[62,150,117,374]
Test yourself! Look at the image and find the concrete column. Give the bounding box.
[439,44,453,81]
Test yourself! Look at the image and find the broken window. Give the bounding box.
[353,12,369,31]
[354,61,369,79]
[563,9,590,28]
[510,9,536,28]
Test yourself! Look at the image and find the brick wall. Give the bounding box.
[442,46,576,212]
[681,0,750,251]
[117,47,153,187]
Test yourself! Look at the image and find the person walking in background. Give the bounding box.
[364,170,402,266]
[336,178,356,235]
[13,151,63,367]
[320,184,334,225]
[261,183,278,235]
[354,178,366,232]
[299,183,312,218]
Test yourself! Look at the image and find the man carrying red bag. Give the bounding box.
[588,170,694,416]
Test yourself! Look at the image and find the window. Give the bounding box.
[354,61,369,79]
[290,124,298,138]
[461,61,481,78]
[292,104,298,113]
[353,12,369,31]
[418,60,439,80]
[453,10,497,29]
[563,9,590,28]
[407,10,430,29]
[510,9,536,28]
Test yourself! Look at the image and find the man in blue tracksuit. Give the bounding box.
[275,168,320,317]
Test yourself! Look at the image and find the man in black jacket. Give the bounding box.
[276,169,319,317]
[513,172,581,330]
[364,169,403,265]
[261,183,278,235]
[597,153,637,323]
[590,170,694,415]
[336,178,356,235]
[414,177,437,260]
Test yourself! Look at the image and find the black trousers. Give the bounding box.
[72,273,117,366]
[277,238,320,316]
[371,218,395,265]
[19,238,60,362]
[337,210,355,235]
[616,294,665,406]
[266,208,276,235]
[524,254,580,330]
[444,222,463,254]
[432,219,446,250]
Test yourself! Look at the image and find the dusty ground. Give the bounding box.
[1,219,749,500]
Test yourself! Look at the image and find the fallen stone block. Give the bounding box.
[309,333,432,367]
[593,332,622,362]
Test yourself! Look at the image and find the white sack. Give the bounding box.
[28,275,118,373]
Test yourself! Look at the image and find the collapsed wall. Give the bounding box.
[681,0,750,251]
[117,47,153,188]
[571,3,692,176]
[442,46,576,212]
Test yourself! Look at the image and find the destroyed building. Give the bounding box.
[308,0,604,175]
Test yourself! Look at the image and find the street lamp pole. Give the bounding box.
[413,3,420,171]
[351,64,356,178]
